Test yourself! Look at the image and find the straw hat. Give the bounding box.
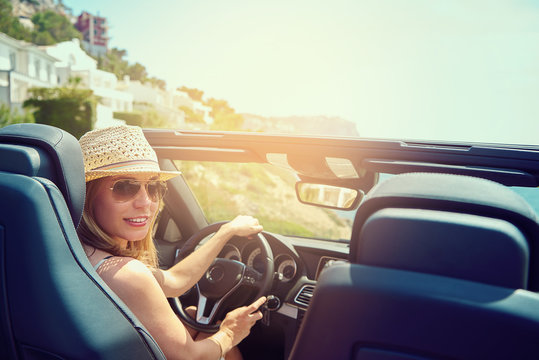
[79,125,181,182]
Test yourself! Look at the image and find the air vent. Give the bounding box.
[294,285,315,308]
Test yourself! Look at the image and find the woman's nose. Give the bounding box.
[132,184,153,206]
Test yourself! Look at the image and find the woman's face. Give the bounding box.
[92,175,161,247]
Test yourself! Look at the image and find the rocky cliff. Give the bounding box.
[10,0,71,19]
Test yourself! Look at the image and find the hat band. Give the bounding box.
[91,159,161,172]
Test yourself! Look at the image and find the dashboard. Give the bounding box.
[218,237,298,283]
[192,231,350,312]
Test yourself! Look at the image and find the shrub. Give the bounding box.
[23,86,97,139]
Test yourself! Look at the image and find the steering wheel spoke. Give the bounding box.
[195,289,220,325]
[242,265,264,287]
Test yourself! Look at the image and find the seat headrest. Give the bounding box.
[362,173,538,221]
[350,173,539,289]
[358,207,529,288]
[0,123,85,226]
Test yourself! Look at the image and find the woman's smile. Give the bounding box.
[124,216,150,227]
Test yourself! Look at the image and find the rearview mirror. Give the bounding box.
[295,182,363,210]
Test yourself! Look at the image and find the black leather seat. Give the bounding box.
[290,173,539,360]
[0,124,165,359]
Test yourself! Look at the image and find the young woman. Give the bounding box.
[77,125,266,360]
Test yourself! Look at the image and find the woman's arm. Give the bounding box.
[152,215,263,297]
[98,256,264,360]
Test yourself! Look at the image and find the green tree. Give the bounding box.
[0,0,32,41]
[97,48,129,79]
[179,106,204,124]
[147,77,166,90]
[23,79,97,138]
[179,86,204,102]
[0,103,34,128]
[206,98,244,131]
[113,111,144,126]
[114,108,170,128]
[32,31,54,45]
[31,10,82,45]
[140,108,169,128]
[126,62,148,81]
[97,48,166,89]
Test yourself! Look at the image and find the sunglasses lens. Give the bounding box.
[147,182,167,201]
[112,180,141,201]
[111,180,167,202]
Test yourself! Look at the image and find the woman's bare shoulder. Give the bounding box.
[97,257,160,295]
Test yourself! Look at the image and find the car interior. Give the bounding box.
[1,123,539,360]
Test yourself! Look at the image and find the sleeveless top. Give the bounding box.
[93,255,114,271]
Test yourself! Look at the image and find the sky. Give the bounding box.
[66,0,539,144]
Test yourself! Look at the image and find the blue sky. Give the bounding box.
[66,0,539,144]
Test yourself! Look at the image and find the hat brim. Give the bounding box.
[85,170,181,183]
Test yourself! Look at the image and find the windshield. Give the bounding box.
[176,160,355,241]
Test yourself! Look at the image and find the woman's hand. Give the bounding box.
[220,215,263,238]
[156,215,263,298]
[211,296,266,353]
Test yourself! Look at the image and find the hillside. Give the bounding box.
[10,0,69,18]
[178,160,353,241]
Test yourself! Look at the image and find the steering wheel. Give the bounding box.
[169,222,274,333]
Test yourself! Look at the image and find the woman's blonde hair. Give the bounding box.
[77,178,159,268]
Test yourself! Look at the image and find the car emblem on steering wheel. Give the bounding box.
[207,265,224,283]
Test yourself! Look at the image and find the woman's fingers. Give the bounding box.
[218,296,268,347]
[228,215,264,237]
[246,297,266,323]
[250,311,263,324]
[245,296,266,313]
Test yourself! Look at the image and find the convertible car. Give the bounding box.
[1,122,539,359]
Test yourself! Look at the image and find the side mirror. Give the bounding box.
[295,182,363,210]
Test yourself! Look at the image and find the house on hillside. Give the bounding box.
[0,32,58,110]
[118,82,215,128]
[117,78,189,128]
[44,39,132,128]
[75,11,109,57]
[171,89,213,126]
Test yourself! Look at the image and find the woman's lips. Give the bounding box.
[124,216,149,227]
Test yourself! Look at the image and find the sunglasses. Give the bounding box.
[109,179,167,202]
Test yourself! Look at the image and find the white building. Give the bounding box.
[119,82,215,129]
[171,89,213,125]
[0,32,58,110]
[122,79,170,108]
[44,39,132,128]
[118,78,187,128]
